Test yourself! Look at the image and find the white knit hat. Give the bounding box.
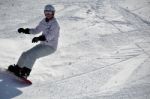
[44,4,55,12]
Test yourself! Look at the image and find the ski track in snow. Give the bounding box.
[0,0,150,99]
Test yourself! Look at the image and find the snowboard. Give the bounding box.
[6,69,32,85]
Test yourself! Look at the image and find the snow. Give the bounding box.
[0,0,150,99]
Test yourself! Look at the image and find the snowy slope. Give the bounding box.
[0,0,150,99]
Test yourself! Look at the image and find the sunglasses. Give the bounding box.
[44,10,53,14]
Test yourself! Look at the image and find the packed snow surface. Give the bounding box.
[0,0,150,99]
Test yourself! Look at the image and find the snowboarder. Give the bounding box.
[8,4,60,78]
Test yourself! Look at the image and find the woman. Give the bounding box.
[8,4,60,78]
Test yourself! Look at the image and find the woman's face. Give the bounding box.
[44,10,54,19]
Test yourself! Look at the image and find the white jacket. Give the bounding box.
[29,18,60,50]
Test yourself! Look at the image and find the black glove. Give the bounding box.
[18,28,30,34]
[32,35,46,43]
[32,37,39,43]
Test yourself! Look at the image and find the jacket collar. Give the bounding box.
[45,17,55,22]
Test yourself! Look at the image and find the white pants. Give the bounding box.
[17,44,56,69]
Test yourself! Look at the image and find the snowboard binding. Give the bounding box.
[8,64,31,78]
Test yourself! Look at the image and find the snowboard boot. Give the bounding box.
[8,65,15,72]
[8,64,22,77]
[20,67,31,78]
